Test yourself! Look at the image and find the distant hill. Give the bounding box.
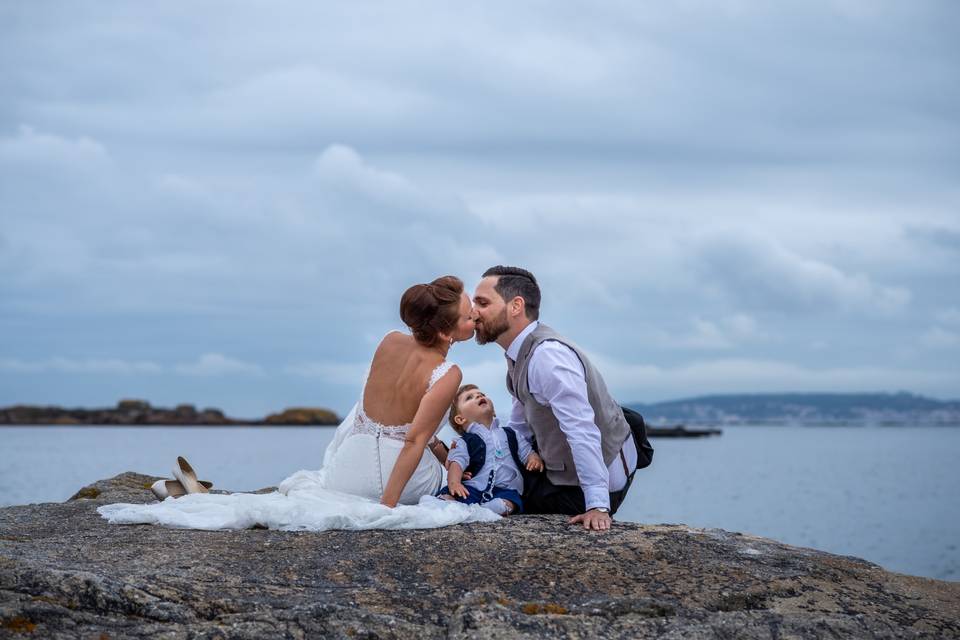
[627,392,960,426]
[0,399,340,426]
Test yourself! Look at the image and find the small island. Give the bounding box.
[0,399,340,426]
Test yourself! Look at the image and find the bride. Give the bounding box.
[98,276,500,531]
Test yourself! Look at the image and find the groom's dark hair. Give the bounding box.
[482,265,540,320]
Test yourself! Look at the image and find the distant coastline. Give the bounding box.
[630,391,960,426]
[4,391,959,427]
[0,399,340,426]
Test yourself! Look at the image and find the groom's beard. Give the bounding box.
[475,309,509,345]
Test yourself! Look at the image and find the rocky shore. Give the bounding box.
[0,400,339,426]
[1,474,958,639]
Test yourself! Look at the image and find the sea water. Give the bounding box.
[1,424,957,581]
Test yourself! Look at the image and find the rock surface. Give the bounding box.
[1,473,958,639]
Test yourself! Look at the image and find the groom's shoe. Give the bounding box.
[173,456,210,494]
[151,478,213,500]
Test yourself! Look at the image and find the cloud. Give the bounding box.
[0,354,266,377]
[0,357,162,375]
[0,4,957,411]
[207,65,431,133]
[591,355,960,402]
[6,2,955,166]
[312,144,458,222]
[0,135,497,316]
[315,145,414,194]
[154,173,214,202]
[173,354,264,377]
[936,308,960,325]
[458,359,514,398]
[283,360,369,385]
[906,225,960,254]
[694,232,911,314]
[920,327,959,349]
[0,125,109,170]
[665,314,764,350]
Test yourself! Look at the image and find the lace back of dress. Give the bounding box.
[428,361,455,391]
[352,359,454,442]
[353,405,410,442]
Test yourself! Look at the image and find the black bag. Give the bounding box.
[621,406,654,469]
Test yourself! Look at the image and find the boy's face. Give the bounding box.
[456,387,495,426]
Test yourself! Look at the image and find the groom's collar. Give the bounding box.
[506,320,539,362]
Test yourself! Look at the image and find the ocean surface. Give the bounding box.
[2,424,957,581]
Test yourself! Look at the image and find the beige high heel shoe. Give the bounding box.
[151,478,214,500]
[172,456,210,494]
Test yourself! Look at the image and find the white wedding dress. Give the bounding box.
[97,360,500,531]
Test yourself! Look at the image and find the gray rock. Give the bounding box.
[1,472,958,639]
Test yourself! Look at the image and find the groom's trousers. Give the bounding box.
[521,466,635,516]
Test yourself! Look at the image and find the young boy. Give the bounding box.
[438,384,544,515]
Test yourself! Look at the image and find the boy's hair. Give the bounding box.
[448,383,479,433]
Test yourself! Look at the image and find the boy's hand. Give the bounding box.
[525,452,544,472]
[448,481,469,499]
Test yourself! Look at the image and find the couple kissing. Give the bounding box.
[99,266,652,533]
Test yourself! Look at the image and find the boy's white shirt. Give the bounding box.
[447,418,532,495]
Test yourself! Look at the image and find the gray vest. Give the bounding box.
[506,323,630,486]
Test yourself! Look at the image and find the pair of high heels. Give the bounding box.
[150,456,213,500]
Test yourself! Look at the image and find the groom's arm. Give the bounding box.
[527,342,610,513]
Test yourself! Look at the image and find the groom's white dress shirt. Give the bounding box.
[505,321,638,511]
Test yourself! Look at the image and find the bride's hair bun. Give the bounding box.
[400,275,464,347]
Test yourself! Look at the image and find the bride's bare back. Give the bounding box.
[362,332,446,427]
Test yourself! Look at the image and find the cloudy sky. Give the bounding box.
[1,1,958,418]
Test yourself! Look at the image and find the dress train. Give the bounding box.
[98,403,500,531]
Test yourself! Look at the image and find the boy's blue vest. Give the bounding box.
[461,427,524,478]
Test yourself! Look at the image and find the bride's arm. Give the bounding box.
[380,366,462,507]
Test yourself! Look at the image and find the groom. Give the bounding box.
[472,266,641,531]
